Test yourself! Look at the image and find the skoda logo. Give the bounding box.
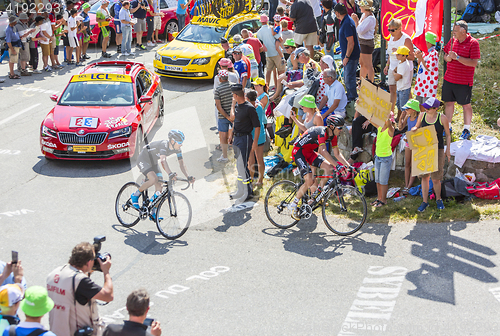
[78,129,85,135]
[172,56,177,60]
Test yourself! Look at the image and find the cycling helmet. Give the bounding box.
[168,129,185,144]
[326,115,345,128]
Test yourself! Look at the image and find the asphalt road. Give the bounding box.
[1,45,500,336]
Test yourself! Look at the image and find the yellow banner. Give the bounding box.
[71,74,132,82]
[357,78,391,128]
[407,125,438,176]
[191,16,228,27]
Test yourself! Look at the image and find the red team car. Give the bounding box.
[40,61,164,160]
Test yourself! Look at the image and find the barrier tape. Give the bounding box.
[477,34,500,41]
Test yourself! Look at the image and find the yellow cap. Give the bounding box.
[393,46,410,56]
[252,77,266,86]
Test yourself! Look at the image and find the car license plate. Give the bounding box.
[70,145,96,152]
[165,65,183,72]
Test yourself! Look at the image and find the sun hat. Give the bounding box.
[19,13,29,20]
[422,97,442,109]
[252,77,266,86]
[295,47,307,56]
[81,2,91,9]
[393,45,410,55]
[0,284,24,308]
[356,0,374,11]
[321,55,335,70]
[219,58,233,67]
[218,69,228,77]
[260,14,268,23]
[273,14,281,23]
[20,286,54,317]
[299,95,317,109]
[403,99,421,112]
[284,39,296,48]
[232,45,242,53]
[8,16,19,24]
[425,31,438,45]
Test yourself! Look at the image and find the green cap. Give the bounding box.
[425,31,438,45]
[284,38,296,47]
[403,99,421,112]
[299,95,317,109]
[20,286,54,317]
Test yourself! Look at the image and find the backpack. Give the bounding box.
[440,178,468,201]
[461,2,485,22]
[9,326,47,336]
[466,178,500,200]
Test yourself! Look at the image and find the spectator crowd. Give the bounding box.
[1,244,161,336]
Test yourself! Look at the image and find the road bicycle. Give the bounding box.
[264,166,367,236]
[115,176,193,240]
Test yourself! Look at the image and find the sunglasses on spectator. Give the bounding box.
[388,28,398,32]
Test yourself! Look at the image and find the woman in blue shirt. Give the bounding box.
[247,81,268,187]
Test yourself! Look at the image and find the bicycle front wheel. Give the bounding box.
[115,182,143,228]
[264,180,300,229]
[156,192,192,240]
[322,185,367,235]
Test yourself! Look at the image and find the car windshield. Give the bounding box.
[59,81,134,106]
[176,24,227,44]
[89,1,113,14]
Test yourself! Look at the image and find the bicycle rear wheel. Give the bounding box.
[115,182,143,228]
[264,180,300,229]
[322,185,367,235]
[156,192,192,240]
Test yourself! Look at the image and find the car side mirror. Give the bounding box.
[139,95,153,104]
[50,94,58,102]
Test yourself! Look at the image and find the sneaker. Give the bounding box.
[155,39,163,44]
[44,66,52,72]
[129,52,135,56]
[217,155,228,163]
[75,62,83,66]
[130,193,140,209]
[459,129,471,140]
[83,54,91,60]
[33,69,42,74]
[436,199,445,210]
[67,61,75,65]
[417,202,429,212]
[58,63,65,68]
[147,41,155,47]
[122,52,130,56]
[20,70,32,76]
[117,45,121,54]
[102,52,112,58]
[287,203,300,220]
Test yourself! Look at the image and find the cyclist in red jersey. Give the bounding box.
[289,115,351,219]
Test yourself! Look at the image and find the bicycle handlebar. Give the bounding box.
[160,178,193,190]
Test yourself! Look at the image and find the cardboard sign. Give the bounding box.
[357,78,391,128]
[407,125,438,176]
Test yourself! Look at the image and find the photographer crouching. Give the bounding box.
[46,237,113,336]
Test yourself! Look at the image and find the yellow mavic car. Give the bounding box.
[154,13,261,79]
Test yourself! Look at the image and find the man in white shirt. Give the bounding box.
[320,69,348,120]
[67,9,81,66]
[39,11,55,72]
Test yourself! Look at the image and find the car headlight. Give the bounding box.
[155,53,161,61]
[192,57,211,65]
[42,125,57,138]
[109,126,132,139]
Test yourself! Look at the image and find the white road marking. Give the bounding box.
[0,104,41,127]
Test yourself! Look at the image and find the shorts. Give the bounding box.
[387,68,396,86]
[41,43,53,57]
[218,118,232,132]
[360,43,374,55]
[54,45,59,55]
[294,32,316,46]
[115,21,122,34]
[422,148,445,180]
[134,18,146,32]
[154,16,162,30]
[101,26,110,38]
[137,158,161,176]
[69,35,79,48]
[374,154,392,185]
[19,43,30,61]
[62,35,70,47]
[292,147,325,177]
[51,38,56,49]
[396,87,411,111]
[9,47,20,63]
[266,55,285,73]
[441,79,472,105]
[415,95,427,104]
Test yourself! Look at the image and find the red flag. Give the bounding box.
[412,0,444,52]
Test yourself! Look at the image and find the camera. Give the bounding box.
[74,326,93,336]
[92,236,111,272]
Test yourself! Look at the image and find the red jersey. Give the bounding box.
[293,126,338,152]
[443,34,480,86]
[244,38,263,63]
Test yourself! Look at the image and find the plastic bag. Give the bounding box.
[455,168,476,185]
